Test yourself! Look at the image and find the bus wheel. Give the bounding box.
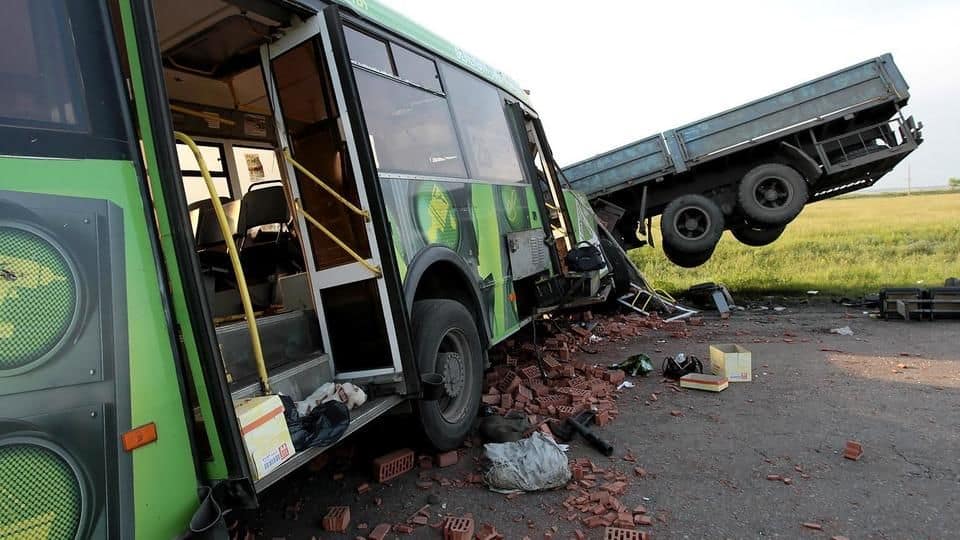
[412,299,483,451]
[731,224,786,247]
[663,241,715,268]
[737,163,808,226]
[660,194,724,254]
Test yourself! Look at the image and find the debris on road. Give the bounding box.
[709,344,752,382]
[372,448,414,483]
[830,326,855,336]
[843,440,864,461]
[321,506,350,533]
[483,432,571,492]
[679,373,729,392]
[802,522,824,530]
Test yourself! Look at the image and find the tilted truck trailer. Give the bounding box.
[562,54,924,267]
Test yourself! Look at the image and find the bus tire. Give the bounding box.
[737,163,808,226]
[731,224,786,247]
[660,194,724,254]
[411,299,484,451]
[663,242,715,268]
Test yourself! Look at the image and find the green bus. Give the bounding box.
[0,0,626,537]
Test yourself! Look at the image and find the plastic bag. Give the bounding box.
[482,432,571,492]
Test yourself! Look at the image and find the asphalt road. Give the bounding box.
[249,303,959,539]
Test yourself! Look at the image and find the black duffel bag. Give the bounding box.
[565,241,605,272]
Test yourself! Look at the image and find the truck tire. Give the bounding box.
[411,299,484,451]
[663,242,715,268]
[660,194,725,254]
[737,163,808,226]
[731,224,786,247]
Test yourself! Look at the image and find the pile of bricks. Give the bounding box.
[484,311,674,432]
[560,458,653,531]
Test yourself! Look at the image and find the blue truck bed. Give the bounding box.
[563,54,912,199]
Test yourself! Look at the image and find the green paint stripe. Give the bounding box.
[118,0,228,485]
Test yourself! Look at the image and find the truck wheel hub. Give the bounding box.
[440,352,464,398]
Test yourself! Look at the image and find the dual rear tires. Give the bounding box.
[659,163,806,266]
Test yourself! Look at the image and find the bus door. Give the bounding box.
[507,103,576,261]
[261,8,413,385]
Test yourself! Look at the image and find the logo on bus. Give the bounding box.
[414,183,460,250]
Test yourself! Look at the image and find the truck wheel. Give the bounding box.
[737,164,808,226]
[411,299,484,451]
[660,194,724,254]
[731,224,786,247]
[663,242,715,268]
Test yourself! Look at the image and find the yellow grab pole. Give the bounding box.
[282,148,370,221]
[174,132,271,395]
[295,201,382,278]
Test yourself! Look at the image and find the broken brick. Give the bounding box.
[367,524,391,540]
[802,522,823,531]
[500,394,514,410]
[322,506,350,533]
[481,394,500,405]
[843,440,863,461]
[670,410,683,417]
[634,515,653,526]
[436,450,459,468]
[372,448,414,483]
[394,524,414,534]
[498,371,521,394]
[766,474,781,481]
[356,483,370,495]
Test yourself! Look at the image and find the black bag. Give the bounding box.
[662,354,703,379]
[565,241,605,272]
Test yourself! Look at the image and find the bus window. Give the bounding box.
[392,46,443,94]
[353,68,465,178]
[344,27,393,75]
[176,142,231,206]
[0,0,127,159]
[441,64,525,183]
[0,0,86,130]
[233,146,283,196]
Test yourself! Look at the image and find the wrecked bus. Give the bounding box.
[562,54,923,267]
[0,0,622,537]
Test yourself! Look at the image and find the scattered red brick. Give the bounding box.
[322,506,350,533]
[476,523,502,540]
[843,440,863,461]
[802,522,824,531]
[604,527,647,540]
[394,523,414,534]
[367,524,390,540]
[634,515,653,526]
[436,450,459,468]
[766,474,781,481]
[633,467,647,478]
[670,410,683,417]
[356,483,370,495]
[443,517,475,540]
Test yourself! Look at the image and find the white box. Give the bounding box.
[709,344,752,382]
[235,395,295,480]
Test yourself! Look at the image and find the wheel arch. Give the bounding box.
[404,247,491,349]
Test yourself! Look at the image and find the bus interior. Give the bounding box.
[137,0,404,428]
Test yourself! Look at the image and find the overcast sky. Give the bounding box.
[380,0,959,189]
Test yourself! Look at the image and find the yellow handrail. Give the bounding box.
[282,148,370,221]
[174,132,271,395]
[294,200,382,278]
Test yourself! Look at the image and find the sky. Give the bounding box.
[379,0,960,189]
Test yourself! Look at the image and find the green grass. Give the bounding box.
[629,191,960,297]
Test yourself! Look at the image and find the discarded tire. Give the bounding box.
[411,299,483,451]
[663,242,715,268]
[660,194,724,254]
[731,224,786,247]
[737,163,808,226]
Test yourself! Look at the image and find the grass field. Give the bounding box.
[629,191,960,297]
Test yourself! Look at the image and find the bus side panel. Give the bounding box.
[382,177,539,342]
[0,159,199,538]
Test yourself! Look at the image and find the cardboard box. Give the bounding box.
[679,373,729,392]
[235,395,295,480]
[709,344,752,382]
